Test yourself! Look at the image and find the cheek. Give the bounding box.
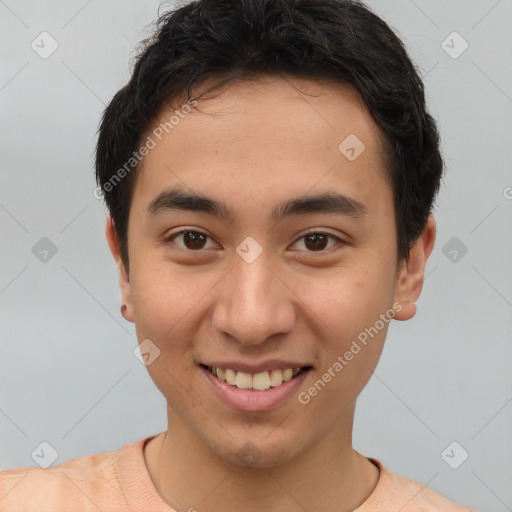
[302,264,391,337]
[296,269,394,413]
[128,263,202,400]
[297,257,396,386]
[129,259,218,351]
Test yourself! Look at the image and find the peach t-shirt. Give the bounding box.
[0,434,476,511]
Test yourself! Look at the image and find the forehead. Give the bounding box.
[134,74,391,220]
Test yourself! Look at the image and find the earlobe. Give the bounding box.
[393,216,436,322]
[105,217,135,323]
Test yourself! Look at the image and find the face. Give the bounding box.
[108,74,432,468]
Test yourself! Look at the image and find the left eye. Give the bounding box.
[290,232,343,252]
[166,230,343,253]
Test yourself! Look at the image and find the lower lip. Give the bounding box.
[200,366,311,412]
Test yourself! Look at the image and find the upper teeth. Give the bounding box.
[209,367,303,391]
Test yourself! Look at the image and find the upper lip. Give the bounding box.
[200,359,312,374]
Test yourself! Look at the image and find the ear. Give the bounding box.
[105,217,134,323]
[393,215,436,321]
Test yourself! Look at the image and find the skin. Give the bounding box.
[106,74,436,512]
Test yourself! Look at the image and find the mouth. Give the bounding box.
[199,363,313,392]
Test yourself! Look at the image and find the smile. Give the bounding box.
[201,364,311,392]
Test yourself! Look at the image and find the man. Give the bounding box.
[0,0,476,510]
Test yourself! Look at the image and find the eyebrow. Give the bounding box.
[147,185,368,223]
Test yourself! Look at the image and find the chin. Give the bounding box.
[212,436,302,470]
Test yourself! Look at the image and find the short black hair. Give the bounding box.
[95,0,443,268]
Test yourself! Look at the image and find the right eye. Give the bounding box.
[164,229,219,252]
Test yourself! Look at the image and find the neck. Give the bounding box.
[144,405,379,512]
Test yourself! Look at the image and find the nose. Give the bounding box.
[212,252,295,346]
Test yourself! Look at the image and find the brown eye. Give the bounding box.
[304,233,329,251]
[166,230,216,251]
[291,232,343,252]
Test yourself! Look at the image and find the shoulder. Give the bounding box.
[356,458,478,512]
[0,442,132,511]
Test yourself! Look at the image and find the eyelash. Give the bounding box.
[164,229,346,254]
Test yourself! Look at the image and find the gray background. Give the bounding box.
[1,1,511,511]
